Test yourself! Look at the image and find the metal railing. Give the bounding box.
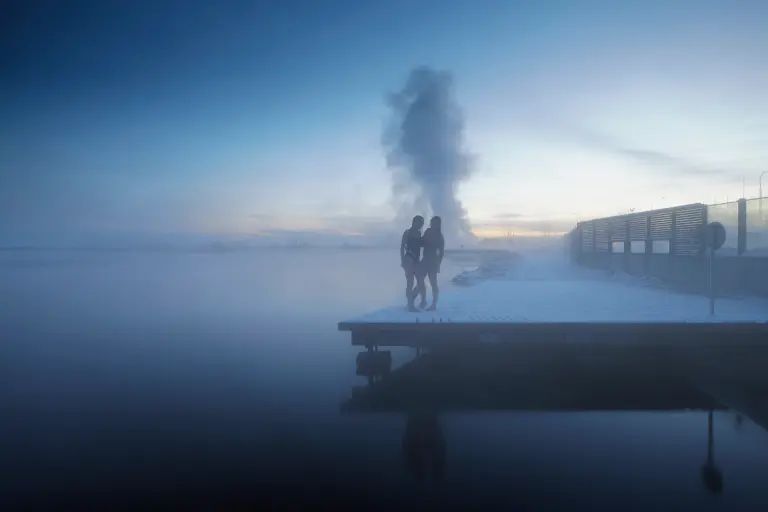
[745,197,768,255]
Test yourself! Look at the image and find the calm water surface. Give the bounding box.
[2,248,768,509]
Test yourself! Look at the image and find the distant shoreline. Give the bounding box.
[0,245,517,255]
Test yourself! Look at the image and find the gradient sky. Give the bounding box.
[2,0,767,244]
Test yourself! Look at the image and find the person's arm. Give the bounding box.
[400,230,407,267]
[437,234,445,272]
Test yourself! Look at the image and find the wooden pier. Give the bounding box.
[342,349,729,413]
[342,346,768,437]
[339,278,768,350]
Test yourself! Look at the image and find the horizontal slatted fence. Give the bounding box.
[650,211,674,240]
[581,222,594,252]
[594,219,610,252]
[675,204,707,256]
[572,203,707,257]
[567,199,768,298]
[629,215,648,240]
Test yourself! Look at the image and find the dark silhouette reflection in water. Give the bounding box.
[402,411,446,482]
[701,409,724,494]
[342,336,768,507]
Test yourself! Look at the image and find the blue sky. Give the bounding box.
[2,0,767,244]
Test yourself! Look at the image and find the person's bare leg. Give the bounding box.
[427,269,439,310]
[410,283,422,305]
[404,261,418,311]
[406,274,419,311]
[415,268,428,309]
[409,275,419,302]
[408,264,426,308]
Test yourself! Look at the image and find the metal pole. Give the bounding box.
[707,410,714,465]
[709,247,715,315]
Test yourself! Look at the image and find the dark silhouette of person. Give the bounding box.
[401,215,425,311]
[414,216,445,311]
[402,413,446,482]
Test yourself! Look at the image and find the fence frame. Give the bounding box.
[569,199,757,263]
[567,198,768,297]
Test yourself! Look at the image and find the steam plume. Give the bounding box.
[383,67,476,245]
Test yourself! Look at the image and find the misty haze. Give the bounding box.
[3,0,768,509]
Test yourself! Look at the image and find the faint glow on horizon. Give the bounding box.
[472,227,568,239]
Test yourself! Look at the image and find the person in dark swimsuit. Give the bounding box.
[414,216,444,311]
[401,215,424,312]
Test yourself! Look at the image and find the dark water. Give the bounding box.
[2,248,768,509]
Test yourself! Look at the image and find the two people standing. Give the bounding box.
[401,215,445,312]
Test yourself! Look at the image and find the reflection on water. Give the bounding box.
[2,248,768,508]
[403,412,446,482]
[702,410,724,494]
[346,337,768,508]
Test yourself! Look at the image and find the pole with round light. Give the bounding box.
[703,221,726,316]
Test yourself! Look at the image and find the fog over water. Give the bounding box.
[3,247,768,508]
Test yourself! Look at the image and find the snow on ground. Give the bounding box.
[343,251,768,325]
[450,251,520,286]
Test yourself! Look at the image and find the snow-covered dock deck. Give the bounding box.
[339,269,768,348]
